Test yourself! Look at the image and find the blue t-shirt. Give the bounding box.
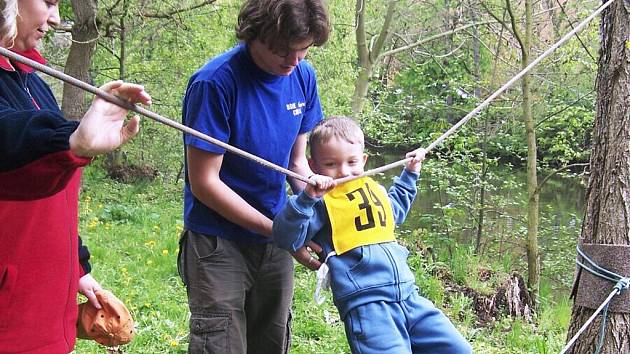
[182,43,323,243]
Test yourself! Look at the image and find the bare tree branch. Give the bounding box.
[380,20,496,58]
[355,0,369,65]
[141,0,216,19]
[369,0,398,63]
[537,163,589,193]
[505,0,525,51]
[554,0,596,61]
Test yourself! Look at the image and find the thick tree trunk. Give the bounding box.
[565,1,630,353]
[62,0,98,120]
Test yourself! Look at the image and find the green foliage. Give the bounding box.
[363,57,483,149]
[59,0,73,19]
[450,292,476,327]
[536,95,595,165]
[75,166,188,353]
[408,256,447,307]
[309,0,357,117]
[41,1,601,352]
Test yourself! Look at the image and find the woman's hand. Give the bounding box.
[78,273,103,309]
[69,80,152,157]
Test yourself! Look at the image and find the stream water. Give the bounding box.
[366,152,586,294]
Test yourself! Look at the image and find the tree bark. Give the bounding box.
[566,1,630,353]
[62,0,99,120]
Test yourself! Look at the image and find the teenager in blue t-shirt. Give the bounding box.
[178,0,330,353]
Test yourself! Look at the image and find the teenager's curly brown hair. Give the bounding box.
[236,0,330,53]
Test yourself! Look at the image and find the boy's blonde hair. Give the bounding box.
[308,116,364,157]
[0,0,18,46]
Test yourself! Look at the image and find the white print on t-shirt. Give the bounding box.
[286,101,307,116]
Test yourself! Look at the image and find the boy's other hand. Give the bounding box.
[405,148,427,173]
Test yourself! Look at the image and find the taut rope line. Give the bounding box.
[335,0,616,185]
[0,46,316,186]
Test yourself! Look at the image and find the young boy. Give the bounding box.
[272,116,472,354]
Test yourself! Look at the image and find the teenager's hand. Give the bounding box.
[304,174,336,198]
[404,148,427,173]
[291,240,323,271]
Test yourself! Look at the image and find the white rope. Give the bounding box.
[0,47,316,186]
[334,0,616,186]
[558,245,630,353]
[558,287,620,354]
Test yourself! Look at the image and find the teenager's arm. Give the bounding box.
[187,146,274,237]
[287,133,313,194]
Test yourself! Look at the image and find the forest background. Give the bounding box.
[41,0,603,353]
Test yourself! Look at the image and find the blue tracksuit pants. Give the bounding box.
[343,288,472,354]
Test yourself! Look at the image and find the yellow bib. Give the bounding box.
[323,176,395,255]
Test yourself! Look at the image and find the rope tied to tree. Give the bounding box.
[559,245,630,354]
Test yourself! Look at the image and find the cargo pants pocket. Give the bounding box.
[189,313,230,354]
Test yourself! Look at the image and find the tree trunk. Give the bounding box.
[61,0,99,120]
[351,0,397,115]
[521,0,540,311]
[471,7,485,253]
[351,66,372,114]
[565,1,630,352]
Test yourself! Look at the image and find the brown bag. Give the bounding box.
[77,289,135,347]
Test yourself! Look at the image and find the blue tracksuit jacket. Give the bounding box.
[272,169,419,318]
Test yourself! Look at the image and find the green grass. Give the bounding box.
[73,164,570,353]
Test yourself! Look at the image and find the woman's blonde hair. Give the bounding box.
[0,0,18,46]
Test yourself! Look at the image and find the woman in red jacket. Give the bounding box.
[0,1,151,353]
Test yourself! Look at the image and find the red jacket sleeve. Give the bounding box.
[0,150,91,200]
